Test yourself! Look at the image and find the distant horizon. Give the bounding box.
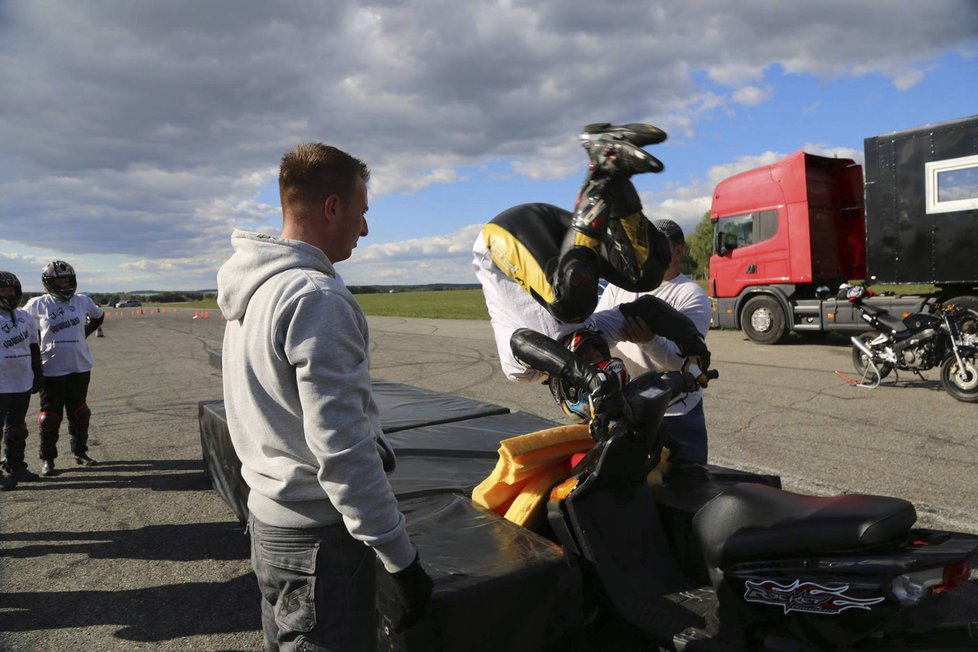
[22,282,484,297]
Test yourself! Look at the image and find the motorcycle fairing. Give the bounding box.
[719,535,978,648]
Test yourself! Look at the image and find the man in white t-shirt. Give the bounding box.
[24,261,104,476]
[595,219,712,467]
[0,272,44,489]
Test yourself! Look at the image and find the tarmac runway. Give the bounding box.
[1,308,975,650]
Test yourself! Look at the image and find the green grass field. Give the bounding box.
[164,288,491,320]
[353,289,489,319]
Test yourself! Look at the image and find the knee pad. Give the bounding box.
[38,411,62,436]
[70,403,91,427]
[551,248,599,323]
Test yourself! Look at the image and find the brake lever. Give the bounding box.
[683,359,719,389]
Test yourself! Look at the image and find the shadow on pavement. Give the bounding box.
[0,521,248,561]
[0,573,260,642]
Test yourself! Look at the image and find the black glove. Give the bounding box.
[619,295,711,370]
[388,552,433,633]
[583,360,627,422]
[31,374,44,394]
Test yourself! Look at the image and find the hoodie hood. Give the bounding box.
[217,230,335,321]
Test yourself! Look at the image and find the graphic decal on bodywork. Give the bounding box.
[743,579,884,615]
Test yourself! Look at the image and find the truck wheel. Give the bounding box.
[851,332,892,380]
[741,296,788,344]
[940,352,978,403]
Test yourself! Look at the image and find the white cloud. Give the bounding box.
[0,1,975,288]
[732,85,774,106]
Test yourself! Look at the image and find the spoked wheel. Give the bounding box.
[852,332,892,380]
[940,353,978,403]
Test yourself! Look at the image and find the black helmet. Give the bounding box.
[547,328,629,422]
[0,271,23,312]
[42,260,77,301]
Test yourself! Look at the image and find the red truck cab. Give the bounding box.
[710,152,865,298]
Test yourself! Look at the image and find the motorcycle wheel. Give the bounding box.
[852,332,892,380]
[940,352,978,403]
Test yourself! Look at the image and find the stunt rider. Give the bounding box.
[472,122,710,381]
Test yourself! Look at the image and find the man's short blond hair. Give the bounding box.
[279,143,370,219]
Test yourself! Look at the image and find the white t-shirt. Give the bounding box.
[24,293,103,377]
[595,273,711,416]
[472,234,624,382]
[0,308,39,393]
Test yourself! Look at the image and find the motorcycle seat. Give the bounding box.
[692,483,916,569]
[860,304,907,333]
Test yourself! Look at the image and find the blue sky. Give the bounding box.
[1,1,976,292]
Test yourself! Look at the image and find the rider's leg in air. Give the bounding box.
[549,124,666,323]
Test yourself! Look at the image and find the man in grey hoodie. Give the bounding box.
[217,143,431,650]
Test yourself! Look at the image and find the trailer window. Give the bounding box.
[715,209,779,251]
[926,154,978,214]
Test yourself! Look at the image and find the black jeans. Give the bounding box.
[38,371,92,460]
[1,391,32,470]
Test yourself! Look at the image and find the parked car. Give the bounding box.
[116,299,142,308]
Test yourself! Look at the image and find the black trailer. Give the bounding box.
[864,115,978,291]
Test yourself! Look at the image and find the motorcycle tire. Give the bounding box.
[940,352,978,403]
[852,332,892,380]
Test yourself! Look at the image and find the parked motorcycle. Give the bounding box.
[510,327,978,650]
[847,285,978,402]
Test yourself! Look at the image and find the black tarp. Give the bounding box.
[199,386,554,522]
[375,493,583,651]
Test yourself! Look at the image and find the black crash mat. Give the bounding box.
[385,411,558,457]
[376,493,583,651]
[371,380,509,432]
[198,400,249,522]
[199,384,519,521]
[206,347,222,371]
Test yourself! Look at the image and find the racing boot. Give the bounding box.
[581,122,668,148]
[2,424,39,481]
[40,459,55,477]
[68,403,97,466]
[580,122,666,178]
[0,473,16,491]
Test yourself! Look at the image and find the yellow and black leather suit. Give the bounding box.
[481,190,671,323]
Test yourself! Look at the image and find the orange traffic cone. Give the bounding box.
[193,309,200,320]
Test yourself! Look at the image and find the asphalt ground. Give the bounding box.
[1,308,976,650]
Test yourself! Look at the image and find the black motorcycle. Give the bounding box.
[848,286,978,402]
[510,328,978,651]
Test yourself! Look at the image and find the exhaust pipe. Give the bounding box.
[851,335,875,360]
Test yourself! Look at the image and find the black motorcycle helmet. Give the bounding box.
[0,271,23,312]
[42,260,77,302]
[547,328,629,422]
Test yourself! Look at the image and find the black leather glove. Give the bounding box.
[388,552,433,633]
[583,359,627,422]
[619,295,711,370]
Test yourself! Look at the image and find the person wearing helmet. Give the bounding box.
[546,329,630,423]
[23,261,104,476]
[0,272,44,489]
[595,219,712,469]
[473,123,710,383]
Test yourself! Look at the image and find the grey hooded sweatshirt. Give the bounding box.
[217,229,415,573]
